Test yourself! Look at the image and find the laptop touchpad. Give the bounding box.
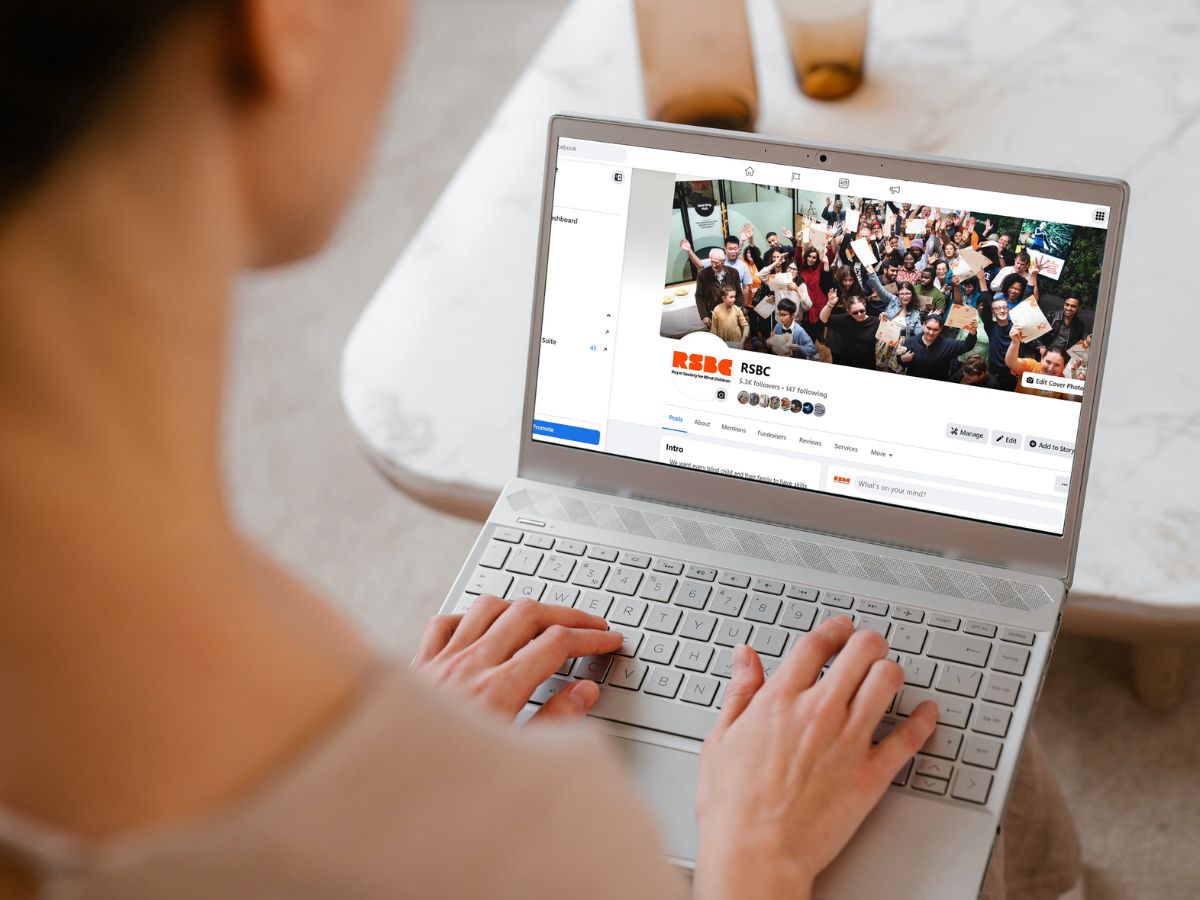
[609,735,701,864]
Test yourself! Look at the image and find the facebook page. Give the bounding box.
[532,138,1110,536]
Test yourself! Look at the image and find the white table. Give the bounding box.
[343,0,1200,706]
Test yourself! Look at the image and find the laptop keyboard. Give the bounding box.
[455,527,1037,808]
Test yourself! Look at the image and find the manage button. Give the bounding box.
[1026,436,1075,457]
[946,422,987,444]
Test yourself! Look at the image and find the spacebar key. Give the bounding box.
[585,688,718,741]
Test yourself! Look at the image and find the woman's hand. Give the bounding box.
[693,618,937,899]
[412,596,623,722]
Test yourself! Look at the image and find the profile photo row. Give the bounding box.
[659,178,1107,401]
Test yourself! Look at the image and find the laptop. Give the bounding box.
[438,114,1127,899]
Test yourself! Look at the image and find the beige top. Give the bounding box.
[0,665,687,899]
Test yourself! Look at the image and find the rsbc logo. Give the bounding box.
[672,351,733,377]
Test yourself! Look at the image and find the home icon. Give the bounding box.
[744,166,754,177]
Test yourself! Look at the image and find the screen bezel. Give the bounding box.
[519,114,1128,582]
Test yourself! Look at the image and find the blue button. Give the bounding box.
[532,419,600,445]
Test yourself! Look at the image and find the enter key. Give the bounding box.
[898,688,972,729]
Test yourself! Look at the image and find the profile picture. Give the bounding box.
[737,391,749,404]
[748,392,759,406]
[769,396,780,410]
[791,399,803,412]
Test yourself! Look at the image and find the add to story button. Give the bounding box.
[1026,435,1076,457]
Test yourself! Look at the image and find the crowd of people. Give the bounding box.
[672,198,1097,402]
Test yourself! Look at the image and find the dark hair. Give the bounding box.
[722,284,738,297]
[765,231,778,240]
[962,355,988,377]
[777,298,798,315]
[0,2,213,210]
[1044,347,1068,365]
[1000,273,1028,296]
[724,235,740,246]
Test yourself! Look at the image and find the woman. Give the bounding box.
[711,285,750,348]
[0,3,945,899]
[894,249,921,285]
[867,267,923,373]
[796,243,833,345]
[747,246,789,350]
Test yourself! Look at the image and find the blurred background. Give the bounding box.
[225,2,1200,897]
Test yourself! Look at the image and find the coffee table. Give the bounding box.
[342,0,1200,707]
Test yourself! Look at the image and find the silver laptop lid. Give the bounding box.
[518,115,1127,582]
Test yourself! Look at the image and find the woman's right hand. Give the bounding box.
[693,617,937,900]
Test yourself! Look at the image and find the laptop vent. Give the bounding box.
[505,488,1051,612]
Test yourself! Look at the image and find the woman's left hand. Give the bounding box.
[412,597,623,723]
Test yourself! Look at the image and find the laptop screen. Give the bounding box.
[531,137,1111,536]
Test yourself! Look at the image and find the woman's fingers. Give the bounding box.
[499,625,625,698]
[529,679,599,723]
[845,657,905,735]
[771,616,854,695]
[708,645,764,739]
[872,700,938,782]
[439,594,510,653]
[413,613,462,664]
[820,627,891,708]
[475,598,610,664]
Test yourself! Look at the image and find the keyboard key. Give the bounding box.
[822,592,854,609]
[505,547,544,576]
[935,664,983,698]
[651,558,684,575]
[621,552,651,569]
[982,673,1021,707]
[639,636,678,665]
[962,735,1002,770]
[745,594,782,624]
[644,606,682,635]
[857,597,889,616]
[992,645,1030,676]
[572,655,613,682]
[711,648,735,678]
[951,768,992,804]
[921,726,963,760]
[644,667,683,699]
[710,588,746,617]
[891,623,927,654]
[465,569,513,596]
[555,659,573,677]
[899,688,971,728]
[785,584,819,602]
[892,759,913,787]
[586,546,619,563]
[972,704,1012,738]
[857,616,890,638]
[818,608,856,627]
[611,627,642,657]
[928,613,961,630]
[478,543,510,569]
[493,527,523,543]
[751,578,784,595]
[901,655,937,688]
[714,620,753,647]
[530,676,571,703]
[524,533,555,550]
[1000,627,1035,646]
[607,659,648,690]
[964,620,997,639]
[575,591,611,617]
[505,577,543,601]
[891,605,925,624]
[750,625,788,657]
[927,632,992,668]
[538,554,575,583]
[675,580,711,609]
[912,774,949,795]
[685,565,717,581]
[717,571,751,588]
[680,612,718,643]
[542,584,580,607]
[638,574,677,603]
[780,601,817,631]
[676,642,714,672]
[761,656,784,678]
[556,540,586,556]
[570,560,609,590]
[915,757,955,780]
[872,715,898,744]
[605,566,644,596]
[680,675,720,707]
[609,598,647,627]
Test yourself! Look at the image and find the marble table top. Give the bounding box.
[342,0,1200,617]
